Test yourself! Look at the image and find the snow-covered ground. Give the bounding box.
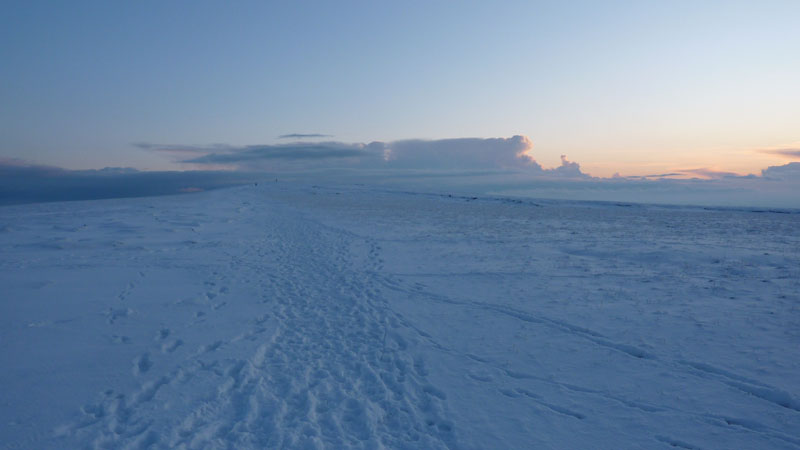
[1,183,799,449]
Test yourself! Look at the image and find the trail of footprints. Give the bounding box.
[58,206,458,449]
[153,328,183,354]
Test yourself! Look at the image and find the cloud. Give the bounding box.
[133,142,234,161]
[136,141,384,169]
[0,161,258,206]
[636,173,685,179]
[761,162,800,181]
[377,136,587,177]
[278,133,333,139]
[122,137,800,208]
[631,168,755,180]
[138,135,578,174]
[382,135,542,171]
[0,157,65,172]
[185,142,379,164]
[134,142,206,153]
[152,135,593,175]
[759,148,800,158]
[674,168,749,180]
[549,154,588,178]
[4,157,800,209]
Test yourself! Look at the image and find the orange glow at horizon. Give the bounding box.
[532,141,800,179]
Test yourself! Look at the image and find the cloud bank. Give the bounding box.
[184,142,379,165]
[135,135,797,208]
[381,136,539,170]
[0,160,257,206]
[140,135,590,178]
[3,137,799,208]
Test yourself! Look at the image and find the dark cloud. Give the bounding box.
[0,158,64,174]
[636,173,685,179]
[676,168,747,180]
[136,142,381,169]
[181,142,382,169]
[0,161,258,206]
[758,148,800,158]
[133,142,233,161]
[278,133,333,139]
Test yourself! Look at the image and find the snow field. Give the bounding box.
[1,183,798,449]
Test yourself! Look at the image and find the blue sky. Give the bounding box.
[1,1,799,180]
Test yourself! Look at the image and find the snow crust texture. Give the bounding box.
[1,184,799,449]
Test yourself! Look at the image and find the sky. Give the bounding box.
[1,1,799,206]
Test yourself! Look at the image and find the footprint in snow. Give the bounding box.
[161,339,183,353]
[155,328,170,341]
[109,335,131,344]
[133,353,152,376]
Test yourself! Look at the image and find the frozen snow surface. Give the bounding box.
[1,183,799,449]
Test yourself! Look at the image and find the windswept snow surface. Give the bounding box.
[1,183,799,449]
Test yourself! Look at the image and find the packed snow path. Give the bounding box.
[1,183,799,449]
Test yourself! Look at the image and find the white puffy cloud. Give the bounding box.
[382,135,541,170]
[761,162,800,181]
[547,155,587,178]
